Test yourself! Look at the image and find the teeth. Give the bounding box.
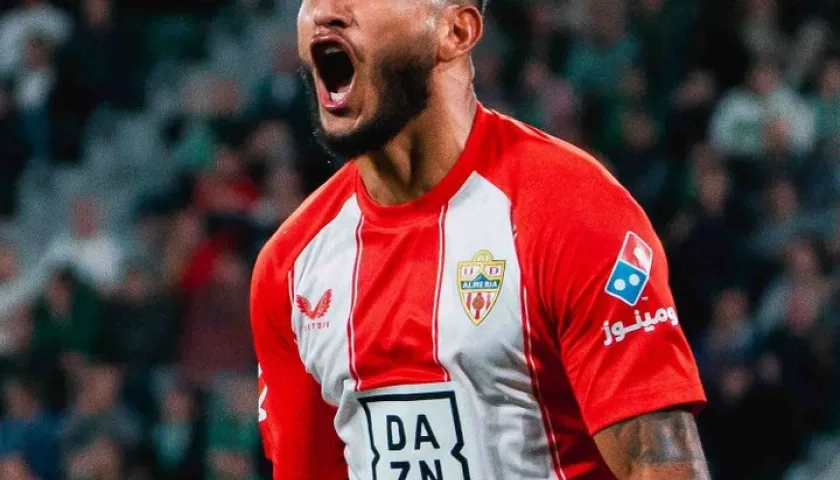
[329,90,349,104]
[324,45,343,54]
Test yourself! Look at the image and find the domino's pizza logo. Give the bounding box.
[604,231,653,306]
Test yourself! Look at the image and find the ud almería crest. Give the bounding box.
[457,250,506,325]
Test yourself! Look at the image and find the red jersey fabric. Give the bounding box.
[251,105,706,480]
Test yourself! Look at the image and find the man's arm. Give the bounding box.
[251,251,347,480]
[516,162,710,477]
[510,148,710,477]
[594,408,710,480]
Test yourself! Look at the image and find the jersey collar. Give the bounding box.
[354,104,491,226]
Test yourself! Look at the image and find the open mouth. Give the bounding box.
[312,40,356,110]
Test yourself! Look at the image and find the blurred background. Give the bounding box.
[0,0,839,478]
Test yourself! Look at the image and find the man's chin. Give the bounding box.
[319,113,359,137]
[318,107,363,131]
[314,107,421,160]
[313,123,365,159]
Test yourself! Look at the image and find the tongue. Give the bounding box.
[329,90,348,103]
[328,83,352,104]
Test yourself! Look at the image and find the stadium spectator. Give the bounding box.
[205,376,259,480]
[755,237,832,333]
[0,309,38,396]
[0,0,838,478]
[564,0,639,101]
[150,380,204,479]
[56,0,136,110]
[60,363,141,480]
[710,59,816,158]
[96,264,180,417]
[249,165,303,246]
[0,454,37,480]
[192,145,260,216]
[248,39,301,121]
[13,34,55,169]
[31,269,101,361]
[0,83,29,218]
[42,197,125,292]
[0,0,71,77]
[0,375,60,480]
[813,56,840,147]
[179,250,253,388]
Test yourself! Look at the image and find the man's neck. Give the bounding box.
[356,92,478,206]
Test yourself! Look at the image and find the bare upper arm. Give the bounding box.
[592,408,711,480]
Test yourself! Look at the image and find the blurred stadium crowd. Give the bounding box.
[0,0,839,479]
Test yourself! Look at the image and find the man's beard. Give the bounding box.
[301,47,435,160]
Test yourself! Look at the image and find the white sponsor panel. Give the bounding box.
[359,390,472,480]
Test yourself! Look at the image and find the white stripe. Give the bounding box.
[522,286,567,480]
[291,195,361,405]
[436,173,555,478]
[287,269,296,343]
[347,215,365,391]
[431,205,449,381]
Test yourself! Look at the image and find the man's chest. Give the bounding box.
[289,188,535,404]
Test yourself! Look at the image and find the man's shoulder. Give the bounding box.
[486,114,662,293]
[256,162,357,277]
[484,110,633,218]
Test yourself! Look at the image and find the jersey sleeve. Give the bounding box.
[250,250,348,479]
[538,178,706,436]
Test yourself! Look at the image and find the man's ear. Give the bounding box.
[437,4,483,63]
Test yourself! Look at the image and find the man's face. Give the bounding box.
[298,0,440,158]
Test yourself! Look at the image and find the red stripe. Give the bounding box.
[432,206,450,382]
[350,215,448,391]
[521,285,567,480]
[346,216,364,390]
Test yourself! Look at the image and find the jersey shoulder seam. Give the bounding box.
[258,162,357,281]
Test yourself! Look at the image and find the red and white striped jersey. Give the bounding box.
[251,105,706,480]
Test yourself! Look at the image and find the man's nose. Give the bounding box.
[309,0,353,29]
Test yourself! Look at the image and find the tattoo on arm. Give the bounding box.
[594,408,711,479]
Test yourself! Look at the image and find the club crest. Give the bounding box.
[457,250,505,325]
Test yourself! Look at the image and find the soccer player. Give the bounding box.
[250,0,710,479]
